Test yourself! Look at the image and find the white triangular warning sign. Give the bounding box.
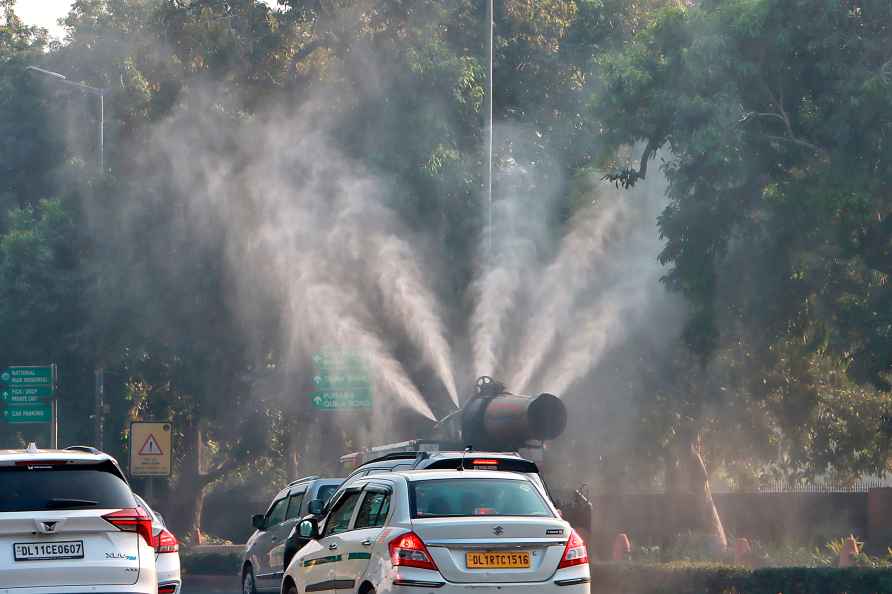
[138,434,164,456]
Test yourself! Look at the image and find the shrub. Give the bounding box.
[589,563,892,594]
[180,549,243,576]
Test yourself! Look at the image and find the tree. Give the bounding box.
[596,0,892,488]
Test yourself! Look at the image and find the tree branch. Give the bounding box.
[764,134,823,153]
[198,454,241,488]
[602,138,662,189]
[755,79,827,156]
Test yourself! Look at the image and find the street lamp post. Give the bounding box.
[485,0,494,257]
[25,66,106,174]
[26,66,108,449]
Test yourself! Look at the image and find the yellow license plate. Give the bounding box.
[466,551,531,569]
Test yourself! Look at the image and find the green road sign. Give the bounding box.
[3,404,52,423]
[2,386,53,401]
[310,389,373,410]
[312,352,366,371]
[311,371,370,390]
[0,366,54,387]
[310,351,372,410]
[2,392,45,404]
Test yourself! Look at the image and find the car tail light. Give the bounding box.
[471,459,498,465]
[158,585,177,594]
[102,508,156,547]
[156,528,179,553]
[389,531,438,571]
[558,529,588,569]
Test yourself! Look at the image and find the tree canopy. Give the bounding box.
[1,0,890,540]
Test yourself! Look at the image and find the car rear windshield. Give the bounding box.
[410,478,553,518]
[317,484,340,506]
[0,464,136,512]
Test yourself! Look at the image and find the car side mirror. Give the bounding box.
[299,519,318,539]
[252,513,266,531]
[307,498,324,515]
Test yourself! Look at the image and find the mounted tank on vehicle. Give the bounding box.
[338,377,591,547]
[460,376,567,450]
[340,376,568,467]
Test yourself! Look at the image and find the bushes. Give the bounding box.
[180,547,244,575]
[589,563,892,594]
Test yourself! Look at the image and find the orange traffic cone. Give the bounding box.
[612,533,631,561]
[734,538,752,567]
[838,535,860,568]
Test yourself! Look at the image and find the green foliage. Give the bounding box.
[0,198,89,360]
[595,0,892,481]
[3,0,890,542]
[1,0,682,538]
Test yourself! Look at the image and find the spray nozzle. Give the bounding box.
[475,376,505,398]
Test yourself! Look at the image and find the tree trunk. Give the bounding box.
[192,483,210,545]
[688,440,728,550]
[665,433,728,552]
[284,414,299,480]
[172,418,212,543]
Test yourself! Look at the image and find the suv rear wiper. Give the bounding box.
[46,498,99,508]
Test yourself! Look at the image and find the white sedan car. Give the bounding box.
[283,469,590,594]
[135,494,181,594]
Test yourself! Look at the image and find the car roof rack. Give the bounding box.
[64,445,102,455]
[287,474,321,487]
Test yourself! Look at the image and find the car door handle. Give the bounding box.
[361,539,372,546]
[328,543,339,550]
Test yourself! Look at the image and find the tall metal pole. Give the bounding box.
[25,67,108,450]
[96,93,105,449]
[51,364,59,449]
[485,0,494,257]
[94,368,104,450]
[98,92,104,173]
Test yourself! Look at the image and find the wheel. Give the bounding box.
[242,566,257,594]
[359,584,376,594]
[284,583,298,594]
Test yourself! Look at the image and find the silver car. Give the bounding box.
[283,470,590,594]
[243,475,342,593]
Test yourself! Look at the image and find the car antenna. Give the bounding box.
[460,446,473,471]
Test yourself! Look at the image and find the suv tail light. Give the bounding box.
[158,585,177,594]
[102,508,155,547]
[156,528,179,553]
[557,529,588,569]
[389,531,438,571]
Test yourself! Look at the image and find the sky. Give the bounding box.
[14,0,279,40]
[14,0,70,39]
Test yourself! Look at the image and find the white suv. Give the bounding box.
[0,444,158,594]
[283,470,590,594]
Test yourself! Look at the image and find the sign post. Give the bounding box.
[309,351,373,411]
[0,365,57,447]
[129,422,172,478]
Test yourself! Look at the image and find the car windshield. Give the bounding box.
[0,465,136,512]
[410,478,552,518]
